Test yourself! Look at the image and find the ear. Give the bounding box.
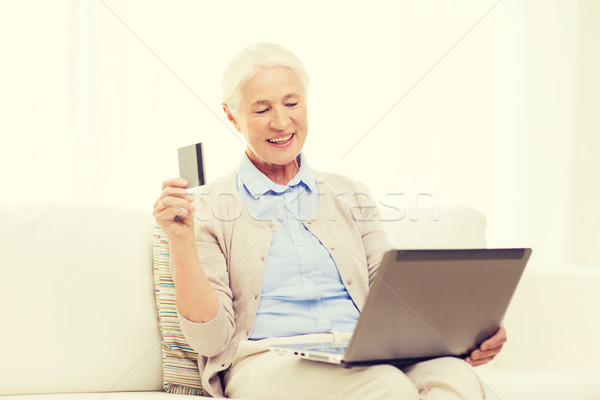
[223,104,242,132]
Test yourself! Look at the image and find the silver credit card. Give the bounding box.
[178,142,205,188]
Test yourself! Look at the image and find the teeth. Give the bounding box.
[268,134,293,143]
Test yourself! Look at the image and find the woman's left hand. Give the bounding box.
[465,324,507,367]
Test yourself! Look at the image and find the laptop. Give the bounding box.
[268,248,531,367]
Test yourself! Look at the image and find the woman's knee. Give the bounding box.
[403,357,485,399]
[345,364,419,400]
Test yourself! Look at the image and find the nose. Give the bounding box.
[269,106,290,131]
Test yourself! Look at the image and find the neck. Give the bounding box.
[247,152,300,185]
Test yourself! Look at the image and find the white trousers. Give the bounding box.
[223,333,486,400]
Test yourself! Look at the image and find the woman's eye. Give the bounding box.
[256,108,269,114]
[286,102,298,108]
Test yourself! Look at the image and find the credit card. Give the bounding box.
[178,142,205,188]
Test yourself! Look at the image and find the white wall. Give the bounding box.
[1,0,597,270]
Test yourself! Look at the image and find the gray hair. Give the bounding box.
[222,43,310,117]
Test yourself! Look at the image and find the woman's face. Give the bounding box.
[229,66,308,170]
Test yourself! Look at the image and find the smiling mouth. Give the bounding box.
[267,133,294,145]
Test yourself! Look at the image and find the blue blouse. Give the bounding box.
[235,152,360,339]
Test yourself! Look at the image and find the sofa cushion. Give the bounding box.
[0,203,163,395]
[381,205,487,249]
[153,226,203,395]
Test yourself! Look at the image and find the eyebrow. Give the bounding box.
[251,93,300,107]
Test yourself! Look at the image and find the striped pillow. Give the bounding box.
[152,226,204,395]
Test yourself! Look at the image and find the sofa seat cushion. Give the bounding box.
[477,368,600,400]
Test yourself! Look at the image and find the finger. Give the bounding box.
[161,186,195,202]
[154,191,192,211]
[153,199,172,219]
[154,197,170,213]
[153,199,164,214]
[468,356,496,367]
[162,177,189,190]
[153,193,195,219]
[480,325,507,351]
[155,201,192,222]
[156,209,188,224]
[162,196,195,214]
[471,345,503,360]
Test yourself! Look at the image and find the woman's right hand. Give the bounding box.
[153,178,196,243]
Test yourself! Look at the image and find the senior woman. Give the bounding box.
[154,43,505,399]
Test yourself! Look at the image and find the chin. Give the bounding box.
[265,150,299,164]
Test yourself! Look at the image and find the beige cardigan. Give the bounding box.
[175,170,392,397]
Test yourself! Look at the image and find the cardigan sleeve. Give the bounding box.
[175,193,236,357]
[351,181,393,285]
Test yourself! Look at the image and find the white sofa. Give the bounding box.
[1,203,599,399]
